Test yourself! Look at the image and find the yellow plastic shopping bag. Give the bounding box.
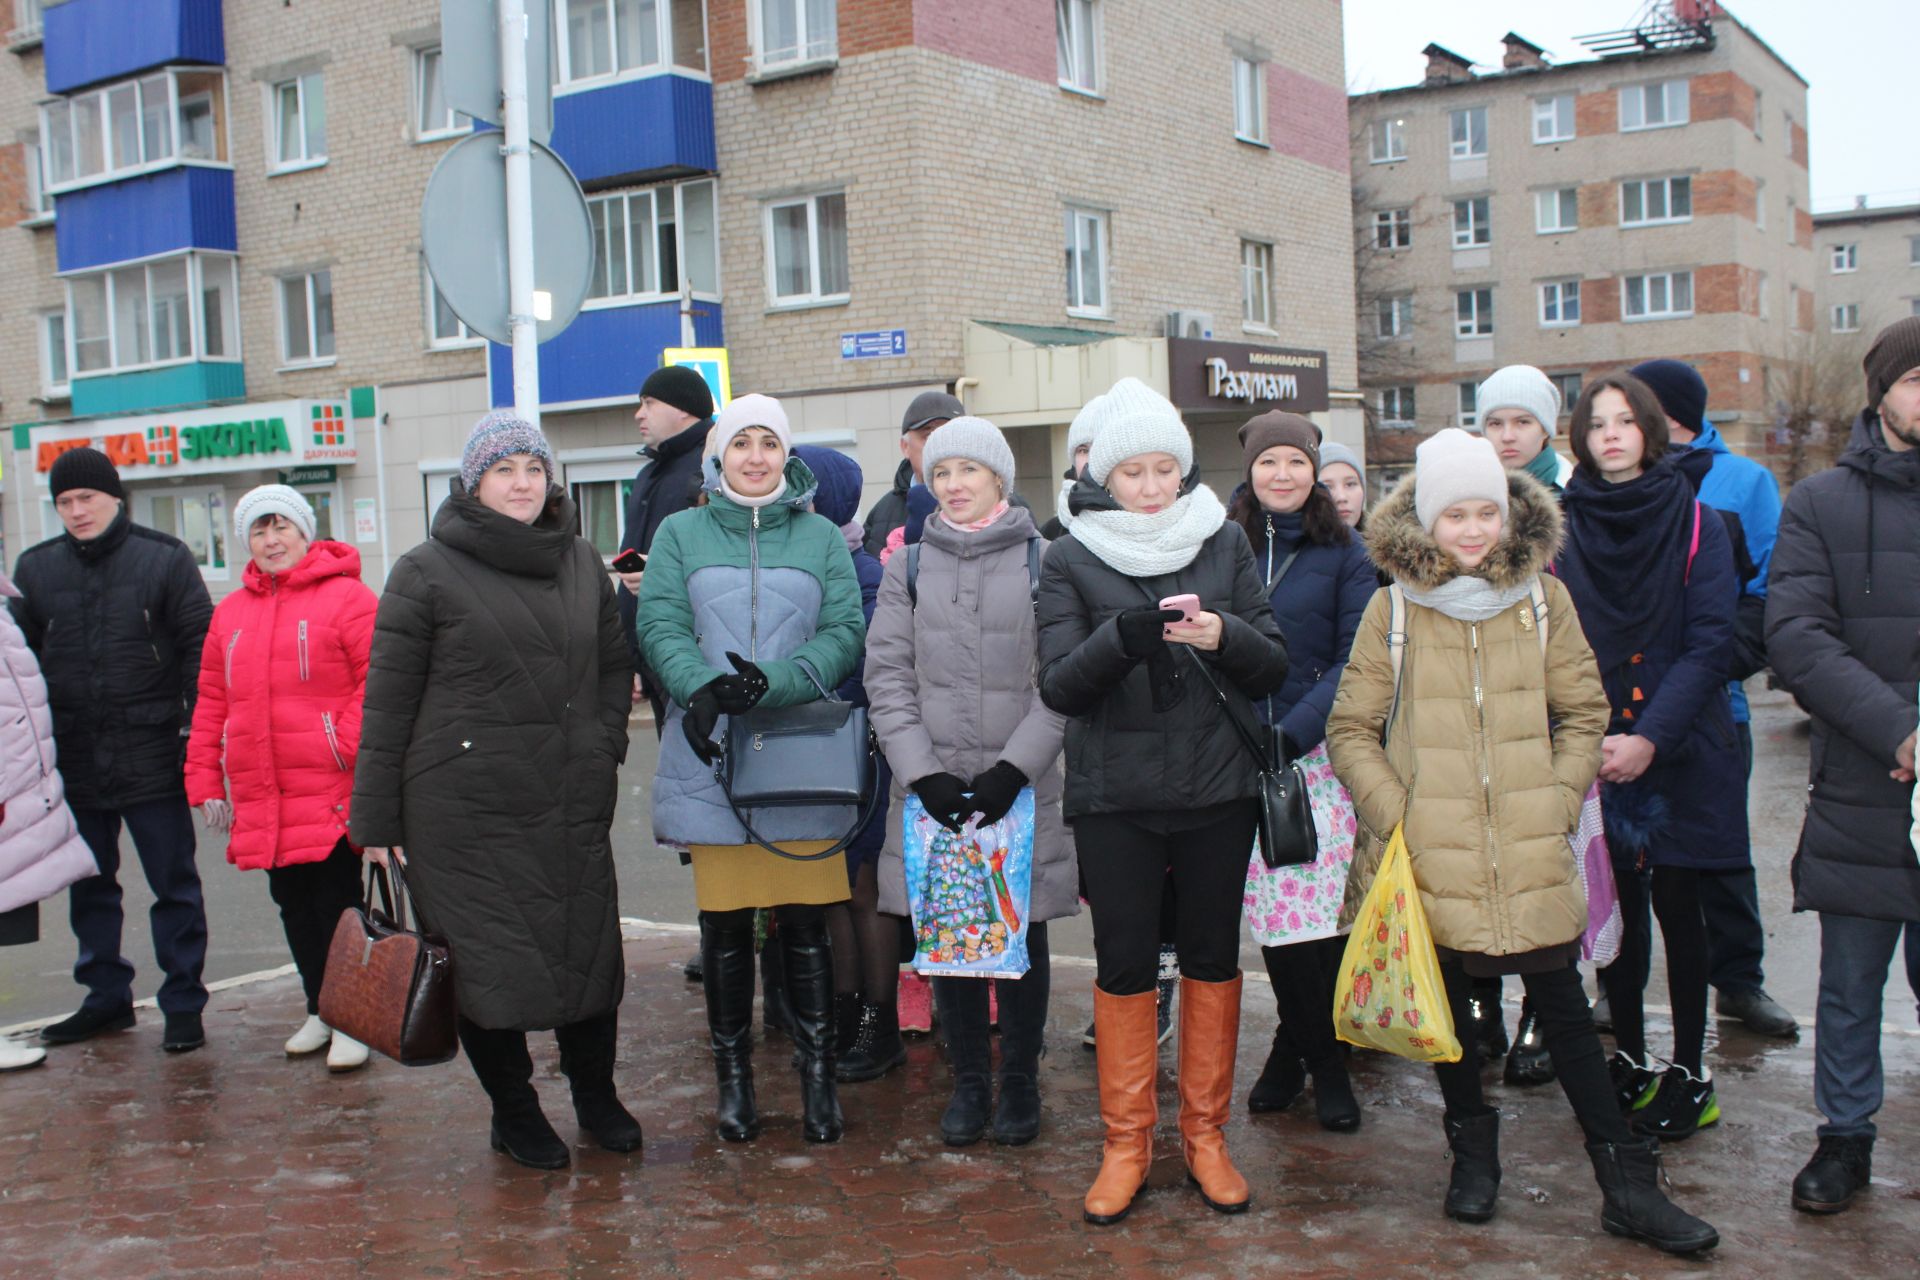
[1332,825,1462,1063]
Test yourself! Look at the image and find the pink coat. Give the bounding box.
[186,541,376,871]
[0,571,97,912]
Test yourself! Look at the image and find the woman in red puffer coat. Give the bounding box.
[185,485,376,1072]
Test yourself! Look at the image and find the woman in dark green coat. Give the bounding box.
[352,411,637,1171]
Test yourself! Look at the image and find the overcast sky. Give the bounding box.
[1342,0,1915,213]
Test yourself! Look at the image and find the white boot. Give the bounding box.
[1,1040,48,1072]
[326,1031,369,1073]
[285,1015,332,1056]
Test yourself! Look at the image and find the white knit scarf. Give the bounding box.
[1399,574,1534,622]
[1069,484,1228,577]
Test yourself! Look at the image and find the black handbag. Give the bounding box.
[713,657,881,862]
[1181,649,1318,869]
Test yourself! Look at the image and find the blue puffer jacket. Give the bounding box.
[1246,511,1376,756]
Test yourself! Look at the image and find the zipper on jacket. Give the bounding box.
[1469,623,1505,942]
[748,504,761,660]
[298,620,310,682]
[144,609,161,665]
[1,656,53,779]
[224,629,242,685]
[321,710,346,771]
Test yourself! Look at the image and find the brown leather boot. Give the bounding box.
[1178,973,1251,1213]
[1083,986,1160,1225]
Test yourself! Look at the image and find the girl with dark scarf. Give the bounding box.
[1556,372,1746,1144]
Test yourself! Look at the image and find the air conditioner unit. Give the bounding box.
[1167,309,1215,340]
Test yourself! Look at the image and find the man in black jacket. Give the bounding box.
[615,364,714,724]
[10,448,214,1051]
[1766,316,1920,1214]
[860,390,963,556]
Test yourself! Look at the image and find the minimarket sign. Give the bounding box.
[31,400,356,485]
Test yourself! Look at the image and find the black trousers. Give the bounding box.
[265,839,365,1016]
[1074,804,1256,996]
[1434,960,1630,1144]
[1601,865,1711,1074]
[70,798,208,1016]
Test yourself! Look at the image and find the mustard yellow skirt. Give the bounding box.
[689,842,851,912]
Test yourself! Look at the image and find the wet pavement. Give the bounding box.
[1,925,1916,1278]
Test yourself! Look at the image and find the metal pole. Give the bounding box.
[499,0,540,428]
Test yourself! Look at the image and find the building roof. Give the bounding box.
[1811,204,1920,229]
[972,321,1116,348]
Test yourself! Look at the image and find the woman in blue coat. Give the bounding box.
[1228,413,1376,1131]
[1557,373,1745,1144]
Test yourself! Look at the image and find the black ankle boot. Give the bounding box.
[1588,1137,1719,1254]
[837,999,908,1083]
[556,1012,642,1153]
[1248,1035,1307,1113]
[700,914,761,1143]
[1309,1056,1361,1132]
[460,1019,569,1170]
[1443,1110,1501,1222]
[1792,1134,1873,1214]
[782,920,843,1143]
[1503,1006,1555,1087]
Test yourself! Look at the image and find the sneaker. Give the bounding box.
[162,1012,206,1053]
[285,1014,331,1057]
[1609,1051,1659,1114]
[1631,1065,1720,1141]
[326,1032,370,1073]
[1791,1134,1873,1214]
[0,1040,47,1072]
[1715,987,1799,1038]
[897,972,933,1035]
[40,1003,135,1045]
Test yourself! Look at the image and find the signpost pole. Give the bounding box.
[499,0,541,428]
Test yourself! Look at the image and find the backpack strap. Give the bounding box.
[909,536,1043,609]
[1027,536,1044,604]
[905,542,921,608]
[1684,501,1702,585]
[1383,583,1408,745]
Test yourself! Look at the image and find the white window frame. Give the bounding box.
[1754,178,1766,230]
[37,308,68,400]
[1376,294,1412,340]
[1232,55,1266,145]
[423,262,483,351]
[555,0,694,88]
[750,0,837,76]
[563,457,642,561]
[413,45,466,142]
[1378,385,1415,427]
[138,487,231,581]
[1369,117,1405,163]
[1448,105,1487,159]
[1456,381,1478,429]
[1753,89,1763,138]
[61,251,242,379]
[1373,207,1411,250]
[277,268,336,368]
[13,0,44,42]
[1830,303,1860,334]
[1622,270,1694,322]
[1455,287,1492,337]
[1550,372,1581,414]
[1830,244,1858,274]
[1532,93,1573,144]
[39,66,232,194]
[21,129,52,224]
[1452,196,1490,248]
[1535,187,1578,234]
[1538,278,1581,328]
[1240,239,1272,330]
[585,178,722,307]
[1063,205,1109,318]
[763,190,850,309]
[1620,78,1689,132]
[1056,0,1101,97]
[267,71,326,174]
[1620,175,1693,228]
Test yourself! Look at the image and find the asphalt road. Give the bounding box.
[3,683,1914,1037]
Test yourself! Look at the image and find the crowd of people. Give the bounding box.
[4,316,1920,1254]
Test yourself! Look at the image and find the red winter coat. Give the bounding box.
[186,540,376,871]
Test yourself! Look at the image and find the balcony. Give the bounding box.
[54,165,234,273]
[488,300,723,410]
[71,361,244,418]
[43,0,223,95]
[551,72,715,186]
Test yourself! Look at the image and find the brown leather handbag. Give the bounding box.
[317,861,457,1066]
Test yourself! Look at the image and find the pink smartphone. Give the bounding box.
[1159,593,1201,635]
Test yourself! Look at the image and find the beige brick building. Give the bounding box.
[1813,203,1920,346]
[1348,13,1812,488]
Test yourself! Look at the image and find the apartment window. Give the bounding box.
[1753,89,1763,138]
[754,0,836,71]
[1830,244,1858,273]
[40,67,229,191]
[424,265,481,350]
[1232,55,1266,144]
[1622,270,1693,321]
[1373,207,1411,250]
[1758,270,1770,318]
[63,253,238,377]
[1240,239,1272,329]
[1063,206,1108,316]
[1755,179,1766,229]
[1376,294,1412,340]
[1378,386,1415,426]
[1550,372,1581,412]
[766,191,849,306]
[1533,93,1574,143]
[588,179,721,303]
[1786,196,1796,241]
[38,310,68,399]
[1620,78,1689,131]
[14,0,43,40]
[278,269,335,365]
[1449,106,1487,158]
[1452,197,1490,248]
[1621,176,1692,227]
[1056,0,1100,94]
[1782,111,1794,154]
[1369,117,1405,163]
[270,71,326,171]
[1909,235,1919,266]
[1535,188,1578,234]
[414,46,467,140]
[1539,279,1581,327]
[22,130,51,220]
[572,475,636,559]
[1831,304,1860,334]
[562,0,658,81]
[1457,381,1478,429]
[1455,287,1492,337]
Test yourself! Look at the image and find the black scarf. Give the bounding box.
[1556,451,1708,673]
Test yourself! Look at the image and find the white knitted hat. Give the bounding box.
[1085,378,1192,484]
[922,416,1016,491]
[709,393,792,457]
[1066,396,1103,455]
[1473,365,1562,438]
[1414,429,1509,532]
[233,484,316,543]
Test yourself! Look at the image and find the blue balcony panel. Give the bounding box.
[71,362,246,418]
[54,167,236,274]
[489,300,724,409]
[551,73,716,186]
[44,0,224,95]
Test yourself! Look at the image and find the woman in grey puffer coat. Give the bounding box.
[866,417,1076,1149]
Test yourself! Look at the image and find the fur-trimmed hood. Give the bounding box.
[1364,469,1562,591]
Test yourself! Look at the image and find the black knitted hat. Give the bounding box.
[48,447,125,500]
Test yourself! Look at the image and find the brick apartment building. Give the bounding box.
[1347,7,1812,489]
[1813,202,1920,347]
[0,0,1358,599]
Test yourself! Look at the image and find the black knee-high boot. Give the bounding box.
[781,912,844,1143]
[459,1017,568,1170]
[555,1010,642,1153]
[700,911,761,1142]
[993,924,1051,1146]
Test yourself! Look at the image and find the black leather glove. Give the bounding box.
[710,651,770,714]
[911,772,973,832]
[967,761,1028,828]
[683,685,723,764]
[1115,607,1184,660]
